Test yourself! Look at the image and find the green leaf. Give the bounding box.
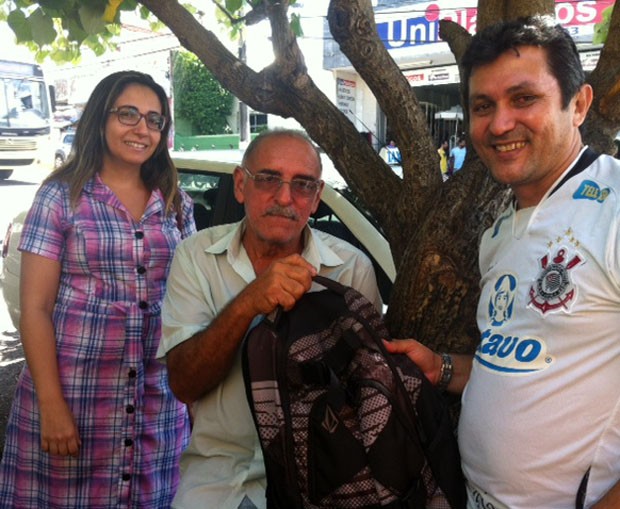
[107,23,122,36]
[592,5,613,45]
[78,3,106,35]
[139,5,150,19]
[7,9,32,43]
[225,0,243,14]
[120,0,139,11]
[28,7,57,45]
[182,2,198,16]
[37,0,71,9]
[64,17,89,45]
[290,12,303,37]
[149,19,165,31]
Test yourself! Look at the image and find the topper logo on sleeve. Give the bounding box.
[573,180,610,203]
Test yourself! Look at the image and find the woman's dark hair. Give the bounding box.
[46,70,181,216]
[461,16,585,111]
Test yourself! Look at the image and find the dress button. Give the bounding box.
[124,438,133,447]
[128,369,137,378]
[126,405,135,414]
[122,473,131,481]
[135,231,144,239]
[138,301,148,309]
[137,266,146,275]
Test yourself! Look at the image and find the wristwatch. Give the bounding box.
[437,353,453,392]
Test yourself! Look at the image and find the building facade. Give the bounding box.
[323,0,614,152]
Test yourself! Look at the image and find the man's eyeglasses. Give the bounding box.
[241,166,322,198]
[109,106,166,132]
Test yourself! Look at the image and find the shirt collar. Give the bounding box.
[206,219,344,274]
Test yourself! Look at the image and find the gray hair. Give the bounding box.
[242,129,323,174]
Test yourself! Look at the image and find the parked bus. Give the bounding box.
[0,59,55,180]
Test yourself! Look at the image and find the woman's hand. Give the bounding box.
[39,398,81,457]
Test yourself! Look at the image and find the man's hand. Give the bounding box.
[241,254,317,315]
[385,339,473,394]
[384,339,443,385]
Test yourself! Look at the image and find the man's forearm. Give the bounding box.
[166,291,257,404]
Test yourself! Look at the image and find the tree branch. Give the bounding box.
[476,0,554,30]
[328,0,442,247]
[590,1,620,123]
[209,0,268,26]
[578,1,620,154]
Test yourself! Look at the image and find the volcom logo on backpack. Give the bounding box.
[322,406,339,434]
[242,275,466,509]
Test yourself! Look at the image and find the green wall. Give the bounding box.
[174,134,242,151]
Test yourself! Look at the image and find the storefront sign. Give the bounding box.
[404,65,460,86]
[336,78,357,123]
[377,0,614,52]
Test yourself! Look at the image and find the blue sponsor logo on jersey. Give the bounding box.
[475,328,553,374]
[573,180,610,203]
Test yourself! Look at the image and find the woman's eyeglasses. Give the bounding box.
[109,106,166,132]
[242,166,322,199]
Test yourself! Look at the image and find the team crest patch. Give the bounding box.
[528,247,584,315]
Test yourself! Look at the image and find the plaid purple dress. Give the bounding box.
[0,176,196,508]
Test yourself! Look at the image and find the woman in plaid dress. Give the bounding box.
[0,71,195,508]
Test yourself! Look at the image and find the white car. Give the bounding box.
[1,152,395,329]
[54,132,75,168]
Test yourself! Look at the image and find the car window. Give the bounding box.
[179,171,224,230]
[64,133,74,145]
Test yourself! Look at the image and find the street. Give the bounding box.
[0,165,48,454]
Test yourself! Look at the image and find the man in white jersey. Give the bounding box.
[386,17,620,509]
[158,130,382,509]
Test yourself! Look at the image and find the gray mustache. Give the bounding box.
[265,206,299,221]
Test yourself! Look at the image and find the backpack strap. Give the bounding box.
[313,274,347,294]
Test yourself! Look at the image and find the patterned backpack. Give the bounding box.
[242,275,466,509]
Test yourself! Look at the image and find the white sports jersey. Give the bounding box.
[459,149,620,509]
